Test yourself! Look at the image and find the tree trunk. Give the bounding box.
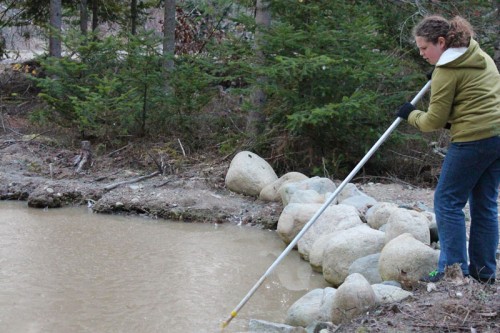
[131,0,138,35]
[74,141,92,173]
[92,0,99,32]
[246,0,271,136]
[80,0,88,35]
[163,0,176,93]
[49,0,62,58]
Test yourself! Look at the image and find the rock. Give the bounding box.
[277,203,320,244]
[322,225,385,287]
[285,289,323,327]
[27,183,84,208]
[285,287,338,328]
[318,287,337,323]
[384,208,431,245]
[379,233,439,286]
[336,183,363,202]
[371,284,413,304]
[381,280,402,288]
[339,194,377,214]
[348,253,382,284]
[305,321,336,333]
[289,190,325,205]
[259,172,309,202]
[421,211,439,243]
[330,273,376,324]
[366,202,399,230]
[225,151,278,196]
[280,177,336,206]
[297,204,362,261]
[248,319,307,333]
[309,233,334,272]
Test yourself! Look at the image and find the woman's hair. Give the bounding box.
[413,15,475,48]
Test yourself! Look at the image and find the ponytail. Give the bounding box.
[447,16,474,48]
[413,15,474,48]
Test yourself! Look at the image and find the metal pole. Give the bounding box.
[221,80,432,329]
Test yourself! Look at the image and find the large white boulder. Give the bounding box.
[277,203,359,245]
[277,203,321,244]
[366,202,399,230]
[285,287,337,328]
[385,208,431,245]
[288,190,325,205]
[322,225,385,287]
[309,233,335,272]
[225,151,278,196]
[336,183,363,202]
[279,177,336,206]
[297,204,363,261]
[379,233,439,285]
[371,284,413,304]
[330,273,376,324]
[259,172,309,202]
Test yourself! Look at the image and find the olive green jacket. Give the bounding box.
[408,39,500,142]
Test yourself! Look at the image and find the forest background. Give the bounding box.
[1,0,499,185]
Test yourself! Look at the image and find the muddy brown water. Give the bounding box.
[0,201,328,333]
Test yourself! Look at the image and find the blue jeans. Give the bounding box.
[434,135,500,279]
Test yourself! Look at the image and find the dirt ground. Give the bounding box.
[0,64,498,332]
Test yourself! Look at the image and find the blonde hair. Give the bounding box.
[413,15,474,48]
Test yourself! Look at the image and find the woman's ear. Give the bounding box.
[437,36,447,49]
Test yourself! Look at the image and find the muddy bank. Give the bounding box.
[0,134,442,229]
[0,138,281,228]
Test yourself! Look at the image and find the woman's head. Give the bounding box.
[413,15,474,65]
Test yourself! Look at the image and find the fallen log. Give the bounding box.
[103,171,160,192]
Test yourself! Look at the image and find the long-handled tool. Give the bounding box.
[221,80,432,330]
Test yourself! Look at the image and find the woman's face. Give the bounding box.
[415,36,446,65]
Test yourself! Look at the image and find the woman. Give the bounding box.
[397,15,500,284]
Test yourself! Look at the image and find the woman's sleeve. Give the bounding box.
[407,68,455,132]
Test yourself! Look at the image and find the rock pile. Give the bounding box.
[225,151,440,331]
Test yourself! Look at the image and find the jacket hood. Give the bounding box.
[436,39,486,69]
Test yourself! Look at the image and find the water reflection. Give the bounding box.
[0,201,328,332]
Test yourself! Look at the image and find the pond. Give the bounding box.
[0,201,328,332]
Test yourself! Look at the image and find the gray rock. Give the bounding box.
[248,319,307,332]
[348,253,382,284]
[289,190,325,205]
[285,289,323,327]
[305,321,336,333]
[380,280,402,288]
[285,287,337,328]
[339,194,377,215]
[371,283,413,304]
[331,273,376,324]
[260,172,309,202]
[309,233,335,272]
[336,183,363,202]
[318,287,337,323]
[280,177,336,206]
